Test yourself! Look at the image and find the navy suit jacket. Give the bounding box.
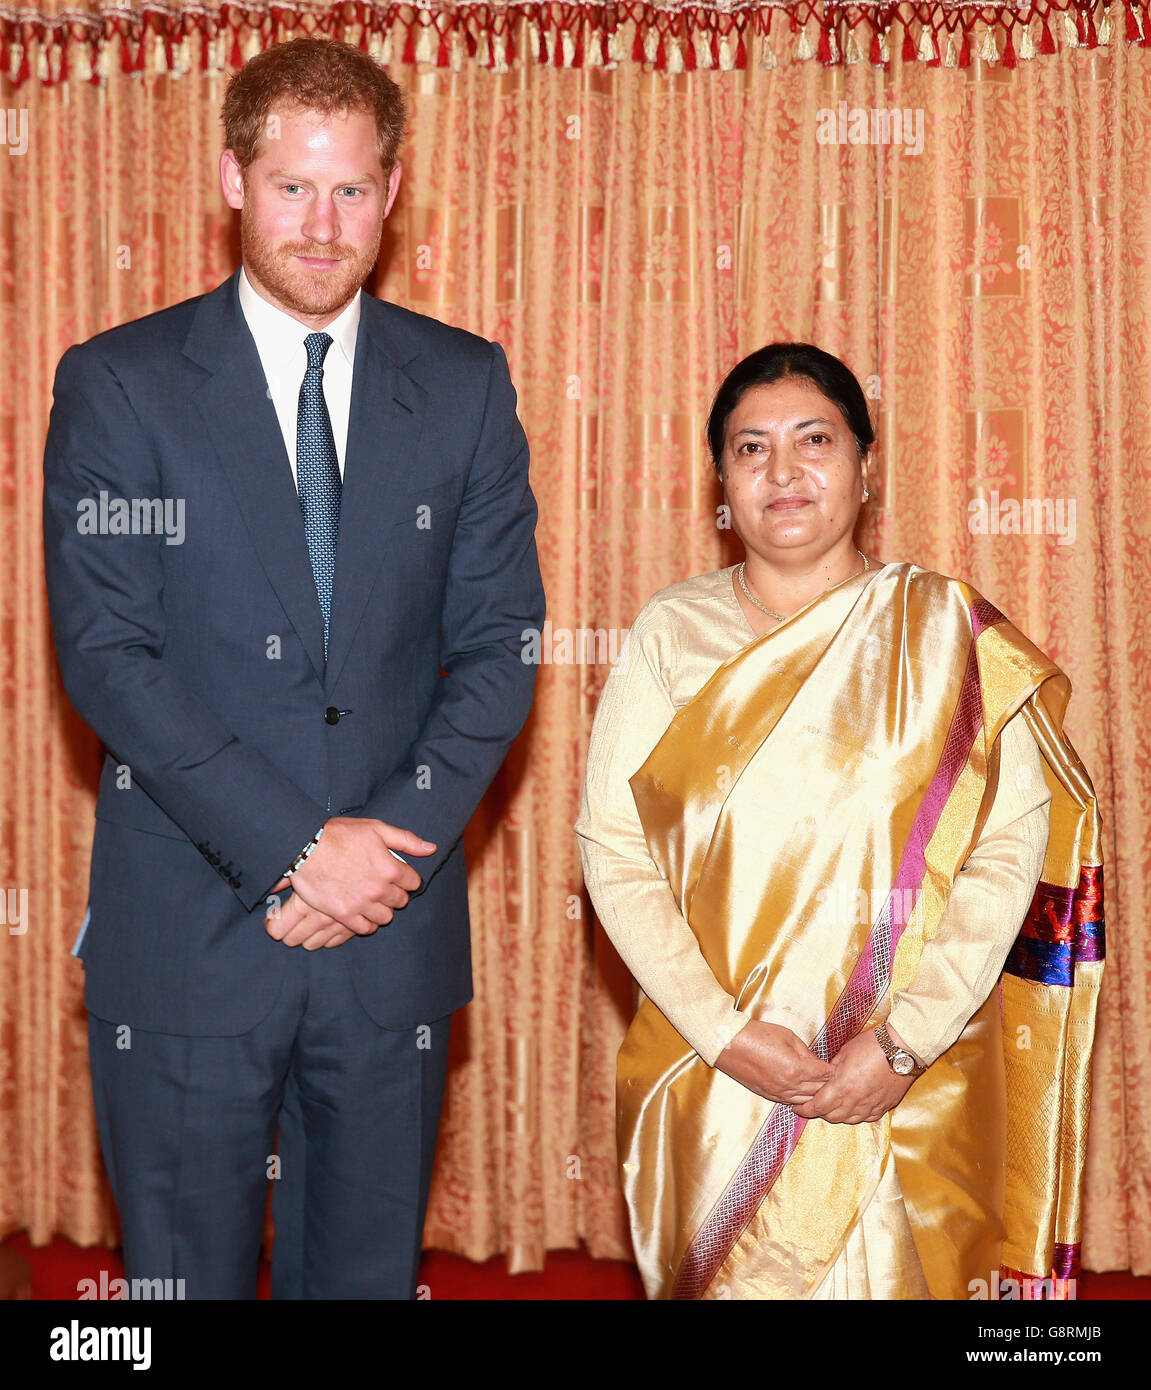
[43,271,545,1035]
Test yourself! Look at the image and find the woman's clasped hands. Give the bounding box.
[715,1019,916,1124]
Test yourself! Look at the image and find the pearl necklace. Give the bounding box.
[738,550,871,622]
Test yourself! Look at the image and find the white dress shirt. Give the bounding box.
[237,266,360,484]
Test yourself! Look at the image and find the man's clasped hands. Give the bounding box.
[264,816,435,951]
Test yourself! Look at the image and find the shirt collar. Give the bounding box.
[238,265,361,371]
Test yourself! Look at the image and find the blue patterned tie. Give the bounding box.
[296,332,342,655]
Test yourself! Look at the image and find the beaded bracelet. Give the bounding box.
[285,825,324,877]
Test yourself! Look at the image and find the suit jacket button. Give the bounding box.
[325,707,341,725]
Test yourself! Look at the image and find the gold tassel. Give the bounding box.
[644,28,659,62]
[608,27,629,64]
[379,33,394,67]
[918,23,936,62]
[173,35,192,77]
[492,32,509,75]
[476,32,491,67]
[759,35,778,69]
[1018,22,1037,60]
[878,27,891,64]
[1064,11,1081,46]
[719,34,736,69]
[76,43,93,83]
[415,24,436,64]
[99,37,116,79]
[979,26,999,63]
[667,38,683,74]
[944,32,958,66]
[828,27,840,62]
[795,25,816,60]
[845,30,863,64]
[450,31,464,70]
[1099,9,1113,45]
[37,41,48,82]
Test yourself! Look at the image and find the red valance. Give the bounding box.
[0,1,1140,84]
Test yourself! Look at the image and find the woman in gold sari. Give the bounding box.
[575,344,1103,1301]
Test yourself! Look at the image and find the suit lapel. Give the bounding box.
[184,274,328,680]
[183,276,427,690]
[324,299,427,690]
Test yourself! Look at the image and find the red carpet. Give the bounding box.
[3,1230,1146,1300]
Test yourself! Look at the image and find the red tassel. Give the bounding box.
[711,32,720,65]
[958,32,972,66]
[573,32,583,66]
[683,31,696,69]
[902,29,916,62]
[926,28,942,66]
[1084,13,1098,47]
[15,38,28,83]
[465,30,477,57]
[816,22,831,62]
[1040,18,1056,51]
[506,28,515,62]
[600,31,610,65]
[436,35,449,67]
[58,38,69,83]
[538,28,549,63]
[228,33,243,69]
[631,25,645,62]
[401,25,417,64]
[1002,31,1017,68]
[869,29,882,64]
[654,35,667,69]
[735,35,747,67]
[1126,4,1141,41]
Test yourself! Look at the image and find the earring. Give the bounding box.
[862,487,871,502]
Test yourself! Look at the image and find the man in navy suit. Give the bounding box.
[42,37,544,1299]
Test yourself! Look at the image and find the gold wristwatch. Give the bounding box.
[874,1022,927,1077]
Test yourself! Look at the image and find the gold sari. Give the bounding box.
[620,561,1103,1300]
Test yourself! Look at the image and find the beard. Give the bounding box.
[240,199,383,320]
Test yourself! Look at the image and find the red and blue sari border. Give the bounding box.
[999,1244,1080,1300]
[1005,867,1105,987]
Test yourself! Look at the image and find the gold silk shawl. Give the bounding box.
[623,562,1104,1301]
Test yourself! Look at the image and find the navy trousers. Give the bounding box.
[87,942,451,1300]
